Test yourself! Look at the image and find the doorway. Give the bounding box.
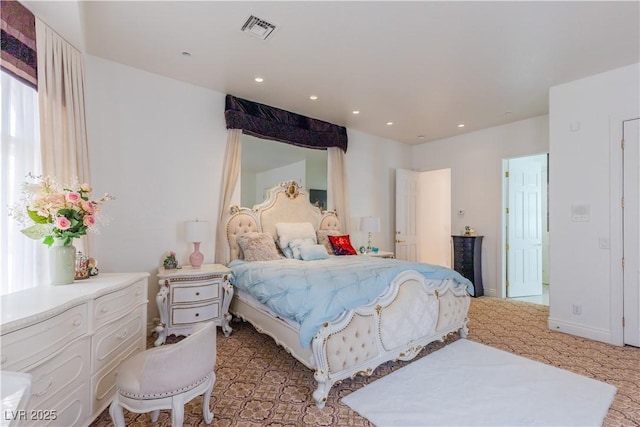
[502,153,549,305]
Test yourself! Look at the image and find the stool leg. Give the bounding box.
[202,373,215,424]
[151,410,160,422]
[171,394,185,427]
[109,397,126,427]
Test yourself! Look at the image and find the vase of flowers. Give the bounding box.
[9,174,113,285]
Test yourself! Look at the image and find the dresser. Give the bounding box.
[0,273,149,427]
[451,235,484,297]
[155,264,233,346]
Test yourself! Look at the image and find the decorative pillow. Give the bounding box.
[276,222,317,258]
[288,238,316,260]
[316,229,342,254]
[300,244,330,261]
[236,232,280,262]
[328,235,358,256]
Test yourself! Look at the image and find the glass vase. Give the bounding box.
[50,239,76,285]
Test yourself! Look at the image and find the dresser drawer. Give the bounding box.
[91,340,144,417]
[26,337,90,412]
[26,376,89,427]
[172,282,219,304]
[94,279,146,329]
[91,308,145,374]
[171,302,219,325]
[1,303,88,371]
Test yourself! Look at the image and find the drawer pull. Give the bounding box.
[195,313,200,317]
[73,319,82,327]
[195,292,200,296]
[116,329,129,340]
[33,378,54,397]
[101,306,109,313]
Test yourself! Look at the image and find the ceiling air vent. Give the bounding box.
[241,15,277,40]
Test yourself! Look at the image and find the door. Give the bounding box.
[396,169,419,261]
[506,156,544,298]
[623,118,640,346]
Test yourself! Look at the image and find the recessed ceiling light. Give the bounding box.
[309,95,318,100]
[504,111,512,115]
[386,122,393,126]
[458,123,465,128]
[418,135,425,140]
[181,51,191,56]
[254,77,264,83]
[352,110,360,115]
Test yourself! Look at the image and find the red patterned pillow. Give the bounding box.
[328,235,358,256]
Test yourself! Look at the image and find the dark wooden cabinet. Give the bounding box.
[452,235,483,297]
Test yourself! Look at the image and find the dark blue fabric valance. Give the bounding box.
[225,94,348,152]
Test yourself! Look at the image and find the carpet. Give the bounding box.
[342,339,616,427]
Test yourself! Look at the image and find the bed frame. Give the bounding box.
[223,181,471,408]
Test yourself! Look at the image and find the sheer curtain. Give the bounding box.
[327,146,351,233]
[0,70,46,295]
[215,129,242,265]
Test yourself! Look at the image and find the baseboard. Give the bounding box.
[547,317,617,345]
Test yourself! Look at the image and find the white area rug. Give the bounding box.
[342,339,616,427]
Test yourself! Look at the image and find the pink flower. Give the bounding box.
[65,192,81,203]
[55,216,71,230]
[83,215,96,227]
[82,200,95,214]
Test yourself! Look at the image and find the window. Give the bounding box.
[0,69,45,295]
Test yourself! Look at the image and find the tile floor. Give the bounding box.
[509,284,549,306]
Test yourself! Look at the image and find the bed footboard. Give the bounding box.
[310,270,470,408]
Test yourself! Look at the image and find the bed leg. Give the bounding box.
[312,372,331,408]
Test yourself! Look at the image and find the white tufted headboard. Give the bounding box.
[224,181,341,263]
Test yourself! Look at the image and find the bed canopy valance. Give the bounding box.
[224,94,348,152]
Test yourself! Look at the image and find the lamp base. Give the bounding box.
[189,242,204,268]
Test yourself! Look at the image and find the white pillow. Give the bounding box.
[275,222,317,257]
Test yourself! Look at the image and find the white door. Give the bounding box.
[623,118,640,347]
[396,169,419,261]
[507,156,543,298]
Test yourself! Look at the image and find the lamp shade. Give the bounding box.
[360,216,381,233]
[184,220,209,243]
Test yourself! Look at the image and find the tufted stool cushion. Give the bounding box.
[109,321,217,427]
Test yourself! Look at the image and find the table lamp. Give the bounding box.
[360,216,381,253]
[184,219,209,268]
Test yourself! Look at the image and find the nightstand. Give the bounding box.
[155,264,233,346]
[362,250,395,259]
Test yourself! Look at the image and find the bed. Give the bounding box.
[222,181,472,408]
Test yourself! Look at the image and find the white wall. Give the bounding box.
[255,160,306,204]
[548,63,640,345]
[412,116,549,296]
[84,56,412,325]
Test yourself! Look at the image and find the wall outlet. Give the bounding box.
[572,304,582,315]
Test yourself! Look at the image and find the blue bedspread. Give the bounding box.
[229,256,473,347]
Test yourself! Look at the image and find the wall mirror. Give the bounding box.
[241,134,327,208]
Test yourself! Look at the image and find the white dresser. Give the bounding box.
[0,273,149,427]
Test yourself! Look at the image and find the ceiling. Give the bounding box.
[76,2,639,144]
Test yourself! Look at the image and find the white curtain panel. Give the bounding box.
[327,146,351,233]
[215,129,242,265]
[0,71,47,295]
[36,18,91,253]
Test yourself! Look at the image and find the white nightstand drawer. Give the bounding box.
[94,279,146,329]
[171,302,219,325]
[91,308,145,374]
[1,303,88,372]
[172,282,219,304]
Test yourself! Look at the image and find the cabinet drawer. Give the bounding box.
[94,280,146,329]
[92,308,145,374]
[26,337,90,412]
[91,340,144,417]
[172,282,219,304]
[26,377,89,427]
[171,302,219,325]
[1,304,88,372]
